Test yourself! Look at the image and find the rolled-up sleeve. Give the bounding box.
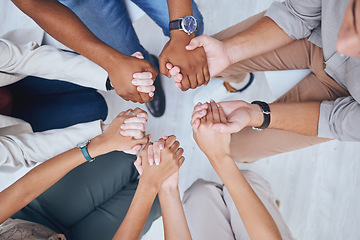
[265,0,322,40]
[318,97,360,141]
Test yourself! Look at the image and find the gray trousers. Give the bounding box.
[183,171,293,240]
[13,151,161,240]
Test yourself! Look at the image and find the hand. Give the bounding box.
[192,100,231,160]
[107,53,158,103]
[159,36,209,91]
[191,100,257,134]
[134,136,185,191]
[131,52,155,98]
[89,108,150,156]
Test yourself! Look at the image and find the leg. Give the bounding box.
[9,77,108,132]
[183,179,235,240]
[130,0,204,37]
[223,170,293,240]
[13,151,161,239]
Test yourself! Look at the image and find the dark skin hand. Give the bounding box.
[108,54,158,103]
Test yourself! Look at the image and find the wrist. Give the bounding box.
[223,37,247,65]
[159,184,179,196]
[209,153,234,170]
[102,50,127,73]
[87,135,108,158]
[139,174,162,193]
[170,31,195,43]
[248,103,264,128]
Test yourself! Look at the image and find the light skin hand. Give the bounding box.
[159,35,210,91]
[134,136,185,191]
[131,52,155,98]
[167,35,231,82]
[89,108,150,157]
[192,100,231,161]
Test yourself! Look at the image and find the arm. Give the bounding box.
[192,101,282,240]
[158,178,191,240]
[0,108,150,224]
[191,101,322,136]
[11,0,157,103]
[114,136,185,239]
[159,0,209,91]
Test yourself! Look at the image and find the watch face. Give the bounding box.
[182,15,197,34]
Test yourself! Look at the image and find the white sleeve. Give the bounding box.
[0,120,103,174]
[0,38,108,91]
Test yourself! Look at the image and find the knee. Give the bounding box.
[183,179,219,203]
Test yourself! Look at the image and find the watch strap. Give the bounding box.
[80,141,95,162]
[169,19,182,31]
[251,101,271,131]
[106,77,114,91]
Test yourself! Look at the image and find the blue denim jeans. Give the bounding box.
[59,0,204,66]
[9,76,108,132]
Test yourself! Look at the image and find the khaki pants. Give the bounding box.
[183,172,293,240]
[213,12,349,163]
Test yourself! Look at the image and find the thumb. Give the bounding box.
[212,122,240,134]
[131,51,144,59]
[185,35,207,50]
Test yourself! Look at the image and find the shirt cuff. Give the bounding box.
[318,101,334,139]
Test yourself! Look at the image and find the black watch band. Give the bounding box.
[169,19,182,31]
[106,77,114,91]
[251,101,271,131]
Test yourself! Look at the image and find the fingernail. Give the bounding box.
[120,124,125,129]
[138,87,142,91]
[120,130,125,134]
[150,162,154,166]
[197,102,201,106]
[133,73,138,78]
[155,162,159,166]
[149,92,154,97]
[132,80,137,84]
[210,99,214,102]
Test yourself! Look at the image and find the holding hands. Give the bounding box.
[134,135,185,191]
[89,108,150,158]
[107,52,158,103]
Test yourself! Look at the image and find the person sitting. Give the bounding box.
[0,109,161,240]
[170,0,360,163]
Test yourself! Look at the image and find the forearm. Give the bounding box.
[159,186,191,240]
[223,16,293,64]
[113,180,158,240]
[11,0,124,72]
[167,0,194,41]
[210,155,282,240]
[249,102,321,136]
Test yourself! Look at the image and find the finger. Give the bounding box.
[193,102,209,112]
[153,141,161,165]
[180,75,191,91]
[132,79,154,86]
[125,144,142,155]
[206,101,214,122]
[137,85,155,93]
[178,156,185,167]
[191,118,201,133]
[189,74,198,89]
[133,72,153,79]
[120,129,144,139]
[158,138,166,150]
[131,51,144,59]
[121,122,145,132]
[197,69,205,87]
[185,36,205,51]
[168,66,181,76]
[204,65,211,85]
[134,156,143,175]
[175,147,184,158]
[191,109,207,125]
[175,82,182,88]
[174,73,183,83]
[211,122,239,134]
[170,140,180,152]
[139,92,151,103]
[210,100,221,123]
[124,117,147,124]
[166,62,173,70]
[140,142,152,160]
[159,58,171,78]
[148,144,154,165]
[218,103,227,123]
[165,135,177,148]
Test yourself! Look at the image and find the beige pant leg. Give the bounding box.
[183,179,235,240]
[224,170,294,240]
[230,44,350,163]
